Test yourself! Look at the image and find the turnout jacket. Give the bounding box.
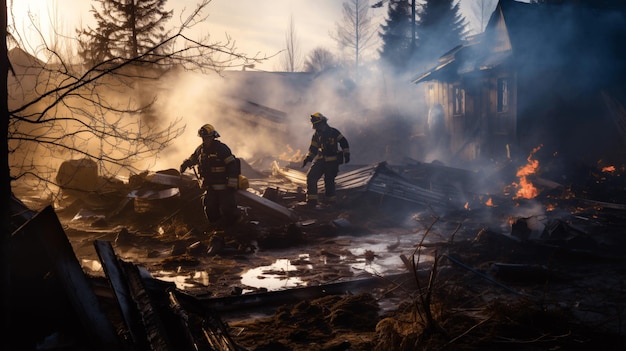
[305,126,350,163]
[183,140,239,190]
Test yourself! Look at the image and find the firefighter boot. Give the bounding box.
[306,194,318,208]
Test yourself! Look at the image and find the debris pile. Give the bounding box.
[8,156,626,350]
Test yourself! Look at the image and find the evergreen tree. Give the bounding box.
[378,0,414,72]
[77,0,173,66]
[414,0,468,67]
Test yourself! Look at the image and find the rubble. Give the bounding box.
[8,157,626,350]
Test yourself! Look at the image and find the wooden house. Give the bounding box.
[412,0,626,165]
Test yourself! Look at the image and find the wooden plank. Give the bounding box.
[186,272,420,313]
[94,240,147,349]
[96,242,228,351]
[119,260,173,351]
[12,206,121,350]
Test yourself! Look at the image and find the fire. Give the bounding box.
[485,197,494,207]
[512,145,542,199]
[602,165,616,173]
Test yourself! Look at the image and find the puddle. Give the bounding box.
[240,257,311,291]
[79,231,436,294]
[153,270,210,290]
[348,236,435,275]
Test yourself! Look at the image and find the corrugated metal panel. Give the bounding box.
[272,162,450,207]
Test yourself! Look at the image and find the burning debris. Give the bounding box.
[512,144,542,200]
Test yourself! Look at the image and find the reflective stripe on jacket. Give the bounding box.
[183,140,239,189]
[304,126,350,162]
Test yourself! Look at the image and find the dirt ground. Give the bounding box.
[13,164,626,350]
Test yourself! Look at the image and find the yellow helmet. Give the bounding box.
[310,112,328,125]
[198,123,220,138]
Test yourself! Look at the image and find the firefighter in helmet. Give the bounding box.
[180,124,240,229]
[301,112,350,206]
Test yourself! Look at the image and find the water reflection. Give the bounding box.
[154,270,209,290]
[240,258,310,291]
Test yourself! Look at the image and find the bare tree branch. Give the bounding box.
[7,1,271,197]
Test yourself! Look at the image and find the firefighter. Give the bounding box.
[301,112,350,206]
[180,124,240,229]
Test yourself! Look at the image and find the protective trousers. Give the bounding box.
[202,188,238,228]
[306,160,339,204]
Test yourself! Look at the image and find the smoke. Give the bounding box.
[146,62,433,174]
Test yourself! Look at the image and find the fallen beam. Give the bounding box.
[184,272,423,313]
[95,240,150,349]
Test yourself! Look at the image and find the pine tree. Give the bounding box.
[414,0,468,67]
[378,0,414,72]
[77,0,173,66]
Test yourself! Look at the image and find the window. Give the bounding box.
[452,85,464,115]
[427,84,435,106]
[497,78,509,113]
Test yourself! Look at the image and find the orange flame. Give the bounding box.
[602,165,615,173]
[513,145,542,199]
[485,197,494,207]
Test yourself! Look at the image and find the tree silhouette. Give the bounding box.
[1,0,11,338]
[414,0,468,68]
[7,0,267,191]
[77,0,173,66]
[278,14,303,72]
[303,47,339,74]
[331,0,378,79]
[378,0,414,72]
[3,0,270,338]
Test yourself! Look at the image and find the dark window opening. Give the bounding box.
[497,78,509,113]
[453,85,464,116]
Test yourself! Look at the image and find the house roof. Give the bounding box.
[411,38,513,84]
[8,47,45,70]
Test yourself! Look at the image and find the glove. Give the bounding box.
[179,160,191,173]
[344,153,350,164]
[301,157,311,168]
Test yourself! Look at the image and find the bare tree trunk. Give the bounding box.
[1,0,11,346]
[279,14,302,72]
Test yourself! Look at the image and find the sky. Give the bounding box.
[8,0,493,70]
[9,0,352,70]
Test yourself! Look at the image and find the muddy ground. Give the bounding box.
[13,163,626,350]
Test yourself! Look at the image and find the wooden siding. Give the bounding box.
[422,67,518,161]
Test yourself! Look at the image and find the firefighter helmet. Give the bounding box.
[198,124,220,138]
[310,112,328,125]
